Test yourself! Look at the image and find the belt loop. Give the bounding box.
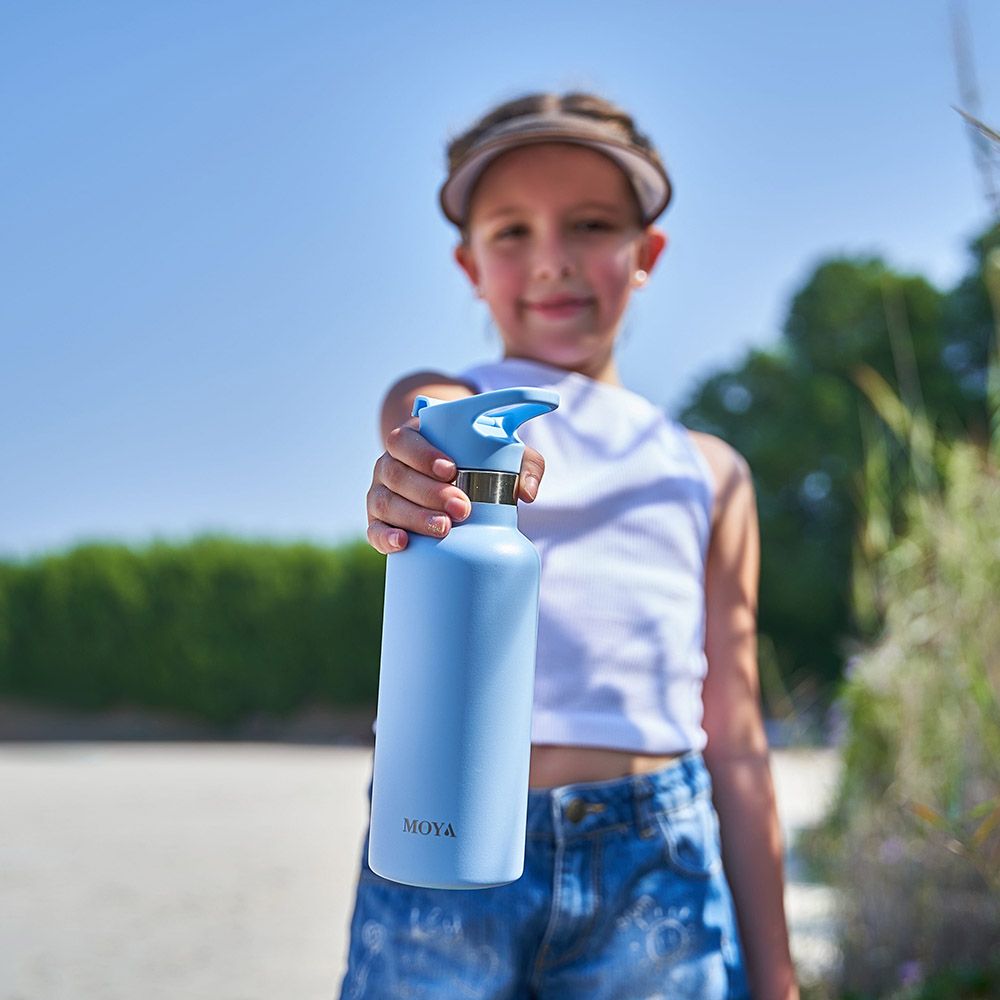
[550,788,565,845]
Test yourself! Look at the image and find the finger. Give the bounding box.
[374,454,471,521]
[518,446,546,502]
[367,482,460,541]
[385,424,458,482]
[366,520,409,555]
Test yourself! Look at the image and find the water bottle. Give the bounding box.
[368,386,560,890]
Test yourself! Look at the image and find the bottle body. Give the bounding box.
[368,503,540,889]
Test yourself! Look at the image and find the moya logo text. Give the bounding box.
[403,818,457,837]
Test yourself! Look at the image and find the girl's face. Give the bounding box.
[454,142,666,383]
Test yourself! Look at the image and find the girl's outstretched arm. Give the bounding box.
[691,431,799,1000]
[366,370,546,555]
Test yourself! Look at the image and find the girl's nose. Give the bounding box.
[532,233,575,282]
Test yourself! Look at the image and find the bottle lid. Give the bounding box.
[413,386,559,473]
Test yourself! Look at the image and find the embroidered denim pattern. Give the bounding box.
[338,752,749,999]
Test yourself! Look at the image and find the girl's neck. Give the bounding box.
[501,351,623,387]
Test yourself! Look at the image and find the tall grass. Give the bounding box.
[811,246,1000,997]
[832,438,1000,995]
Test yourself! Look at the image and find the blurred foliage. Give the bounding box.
[0,536,386,727]
[804,958,1000,1000]
[801,380,1000,994]
[679,221,1000,700]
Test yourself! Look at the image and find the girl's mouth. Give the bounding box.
[525,297,593,319]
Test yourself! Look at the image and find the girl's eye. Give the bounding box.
[491,219,614,240]
[495,224,528,240]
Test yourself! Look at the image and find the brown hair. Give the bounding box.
[445,91,666,238]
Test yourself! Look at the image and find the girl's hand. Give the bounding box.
[366,415,545,555]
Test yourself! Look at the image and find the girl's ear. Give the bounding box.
[454,243,480,289]
[639,226,668,276]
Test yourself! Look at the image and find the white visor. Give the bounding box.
[439,112,672,228]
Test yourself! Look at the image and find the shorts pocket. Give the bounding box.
[652,795,723,879]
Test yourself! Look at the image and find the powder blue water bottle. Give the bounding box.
[368,386,559,890]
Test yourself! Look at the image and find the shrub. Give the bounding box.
[0,535,386,727]
[821,441,1000,996]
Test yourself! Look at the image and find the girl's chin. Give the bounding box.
[503,346,616,378]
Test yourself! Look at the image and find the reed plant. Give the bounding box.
[810,246,1000,998]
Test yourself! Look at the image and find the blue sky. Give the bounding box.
[2,1,998,559]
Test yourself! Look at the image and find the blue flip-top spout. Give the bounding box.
[413,386,560,473]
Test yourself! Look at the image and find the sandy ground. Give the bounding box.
[0,743,840,999]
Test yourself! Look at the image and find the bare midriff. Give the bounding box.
[528,743,685,789]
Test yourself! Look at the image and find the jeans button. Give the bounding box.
[565,798,587,823]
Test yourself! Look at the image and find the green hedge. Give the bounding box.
[0,536,386,726]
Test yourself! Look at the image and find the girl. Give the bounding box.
[343,91,798,999]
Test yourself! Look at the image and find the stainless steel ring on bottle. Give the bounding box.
[455,470,519,506]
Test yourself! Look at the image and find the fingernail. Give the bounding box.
[523,475,538,500]
[445,497,471,522]
[428,515,448,535]
[389,530,404,549]
[432,458,457,480]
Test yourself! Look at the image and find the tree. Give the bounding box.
[678,226,999,698]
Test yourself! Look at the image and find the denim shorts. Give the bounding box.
[338,752,749,999]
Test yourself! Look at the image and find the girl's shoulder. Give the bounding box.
[684,430,754,529]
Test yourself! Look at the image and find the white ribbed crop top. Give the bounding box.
[459,357,716,755]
